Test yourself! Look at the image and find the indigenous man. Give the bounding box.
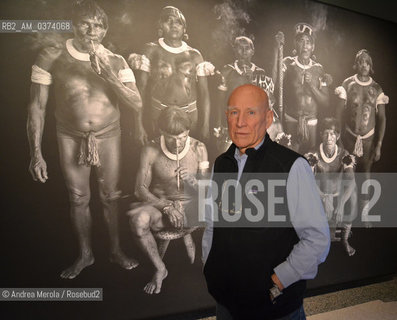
[27,0,144,279]
[215,36,280,153]
[335,49,388,227]
[129,6,212,141]
[305,118,357,256]
[274,23,331,154]
[128,107,209,294]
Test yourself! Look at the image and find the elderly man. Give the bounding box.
[335,49,388,227]
[129,6,212,141]
[274,24,331,154]
[305,118,357,256]
[27,0,144,279]
[128,107,209,294]
[214,36,280,153]
[202,84,330,319]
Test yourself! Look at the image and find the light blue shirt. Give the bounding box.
[202,139,330,289]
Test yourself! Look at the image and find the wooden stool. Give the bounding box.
[154,227,199,263]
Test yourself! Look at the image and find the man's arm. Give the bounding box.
[177,140,209,186]
[123,80,146,146]
[195,54,212,142]
[202,212,213,265]
[90,53,143,113]
[92,54,147,145]
[373,103,386,162]
[197,141,209,176]
[214,66,229,130]
[334,83,347,130]
[27,82,50,183]
[335,98,345,129]
[135,144,184,228]
[335,165,356,223]
[128,44,153,105]
[129,46,155,144]
[271,31,285,87]
[273,157,330,290]
[202,167,215,265]
[135,145,167,209]
[27,47,60,183]
[128,44,154,123]
[197,76,210,141]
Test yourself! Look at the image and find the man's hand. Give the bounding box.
[135,126,148,147]
[326,207,333,221]
[271,273,284,290]
[89,51,114,80]
[29,154,48,183]
[373,144,382,162]
[275,31,285,47]
[163,204,184,229]
[242,64,254,80]
[334,205,344,224]
[176,167,197,187]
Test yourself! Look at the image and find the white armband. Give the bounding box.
[335,86,347,100]
[118,68,136,83]
[343,163,354,170]
[128,53,150,72]
[196,61,215,77]
[217,84,228,91]
[376,92,389,106]
[199,161,210,170]
[139,54,150,72]
[31,64,52,85]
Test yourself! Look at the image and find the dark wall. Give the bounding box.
[318,0,397,23]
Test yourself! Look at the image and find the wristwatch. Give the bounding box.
[269,283,283,303]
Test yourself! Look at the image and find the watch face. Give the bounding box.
[270,285,281,298]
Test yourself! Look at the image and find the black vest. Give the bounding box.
[204,134,306,320]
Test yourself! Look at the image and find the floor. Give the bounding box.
[304,275,397,316]
[199,274,397,319]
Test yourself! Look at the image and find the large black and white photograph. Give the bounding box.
[1,0,396,319]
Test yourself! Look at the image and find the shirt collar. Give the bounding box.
[234,137,266,161]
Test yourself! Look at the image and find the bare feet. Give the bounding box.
[144,268,168,294]
[110,251,139,270]
[343,241,356,256]
[60,254,94,279]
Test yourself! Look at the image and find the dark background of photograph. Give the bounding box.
[0,0,396,319]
